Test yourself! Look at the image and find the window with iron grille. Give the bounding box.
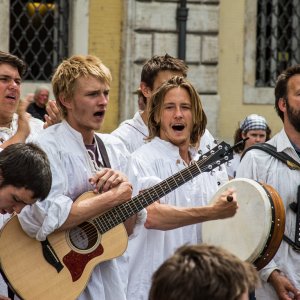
[9,0,69,81]
[256,0,300,87]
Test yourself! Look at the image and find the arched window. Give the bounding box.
[9,0,69,81]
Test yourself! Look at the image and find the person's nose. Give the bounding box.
[99,93,108,105]
[174,106,183,118]
[7,79,19,90]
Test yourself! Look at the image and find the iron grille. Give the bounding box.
[256,0,300,87]
[9,0,69,81]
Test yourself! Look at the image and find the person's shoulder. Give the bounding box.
[28,116,44,135]
[112,117,137,135]
[97,133,130,155]
[131,138,162,159]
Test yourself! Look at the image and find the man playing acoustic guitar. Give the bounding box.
[17,55,135,300]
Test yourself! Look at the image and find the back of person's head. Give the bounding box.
[147,76,207,147]
[275,64,300,121]
[233,114,271,153]
[149,244,259,300]
[51,54,112,117]
[0,143,52,200]
[141,53,188,90]
[0,51,27,77]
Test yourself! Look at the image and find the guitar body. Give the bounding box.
[0,142,233,300]
[0,192,128,300]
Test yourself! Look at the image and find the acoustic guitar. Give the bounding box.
[0,141,233,300]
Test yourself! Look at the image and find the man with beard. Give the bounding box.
[237,64,300,300]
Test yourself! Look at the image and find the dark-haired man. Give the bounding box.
[0,142,52,300]
[237,64,300,299]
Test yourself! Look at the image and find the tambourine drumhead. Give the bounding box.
[202,178,274,264]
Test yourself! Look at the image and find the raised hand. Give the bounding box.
[43,100,62,129]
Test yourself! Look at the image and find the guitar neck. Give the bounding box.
[92,142,231,234]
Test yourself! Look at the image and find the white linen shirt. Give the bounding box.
[111,111,147,153]
[125,137,225,300]
[226,152,241,178]
[0,113,44,144]
[18,120,130,300]
[236,128,300,300]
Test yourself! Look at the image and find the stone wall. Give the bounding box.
[120,0,220,135]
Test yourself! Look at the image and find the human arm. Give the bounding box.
[59,180,133,230]
[0,96,31,149]
[268,270,300,300]
[0,295,10,300]
[144,188,237,230]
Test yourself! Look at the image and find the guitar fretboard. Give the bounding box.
[91,142,231,234]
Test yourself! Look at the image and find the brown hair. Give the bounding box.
[141,53,188,90]
[51,54,112,118]
[149,244,259,300]
[147,76,207,147]
[0,51,27,77]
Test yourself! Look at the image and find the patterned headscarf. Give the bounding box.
[240,114,268,132]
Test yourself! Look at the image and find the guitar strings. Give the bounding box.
[52,145,228,249]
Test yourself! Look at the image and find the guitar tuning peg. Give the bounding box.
[210,170,216,175]
[218,166,223,171]
[206,145,211,150]
[213,139,218,144]
[226,161,231,167]
[198,150,202,156]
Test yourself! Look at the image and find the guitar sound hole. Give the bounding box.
[68,222,98,251]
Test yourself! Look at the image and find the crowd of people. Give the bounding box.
[0,49,299,300]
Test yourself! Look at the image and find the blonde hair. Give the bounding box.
[147,76,207,147]
[51,55,112,117]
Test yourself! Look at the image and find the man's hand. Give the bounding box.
[16,95,32,140]
[269,270,300,300]
[43,100,62,129]
[210,188,238,219]
[89,169,129,193]
[0,294,11,300]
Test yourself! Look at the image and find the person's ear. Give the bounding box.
[278,97,286,113]
[140,82,152,99]
[59,95,72,110]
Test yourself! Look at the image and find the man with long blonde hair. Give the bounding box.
[125,76,238,300]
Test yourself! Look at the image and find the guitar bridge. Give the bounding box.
[41,238,64,273]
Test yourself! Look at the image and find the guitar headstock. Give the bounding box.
[197,141,233,173]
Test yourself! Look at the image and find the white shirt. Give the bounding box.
[18,121,130,300]
[0,113,44,144]
[125,137,227,300]
[226,152,241,178]
[111,111,147,153]
[236,128,300,300]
